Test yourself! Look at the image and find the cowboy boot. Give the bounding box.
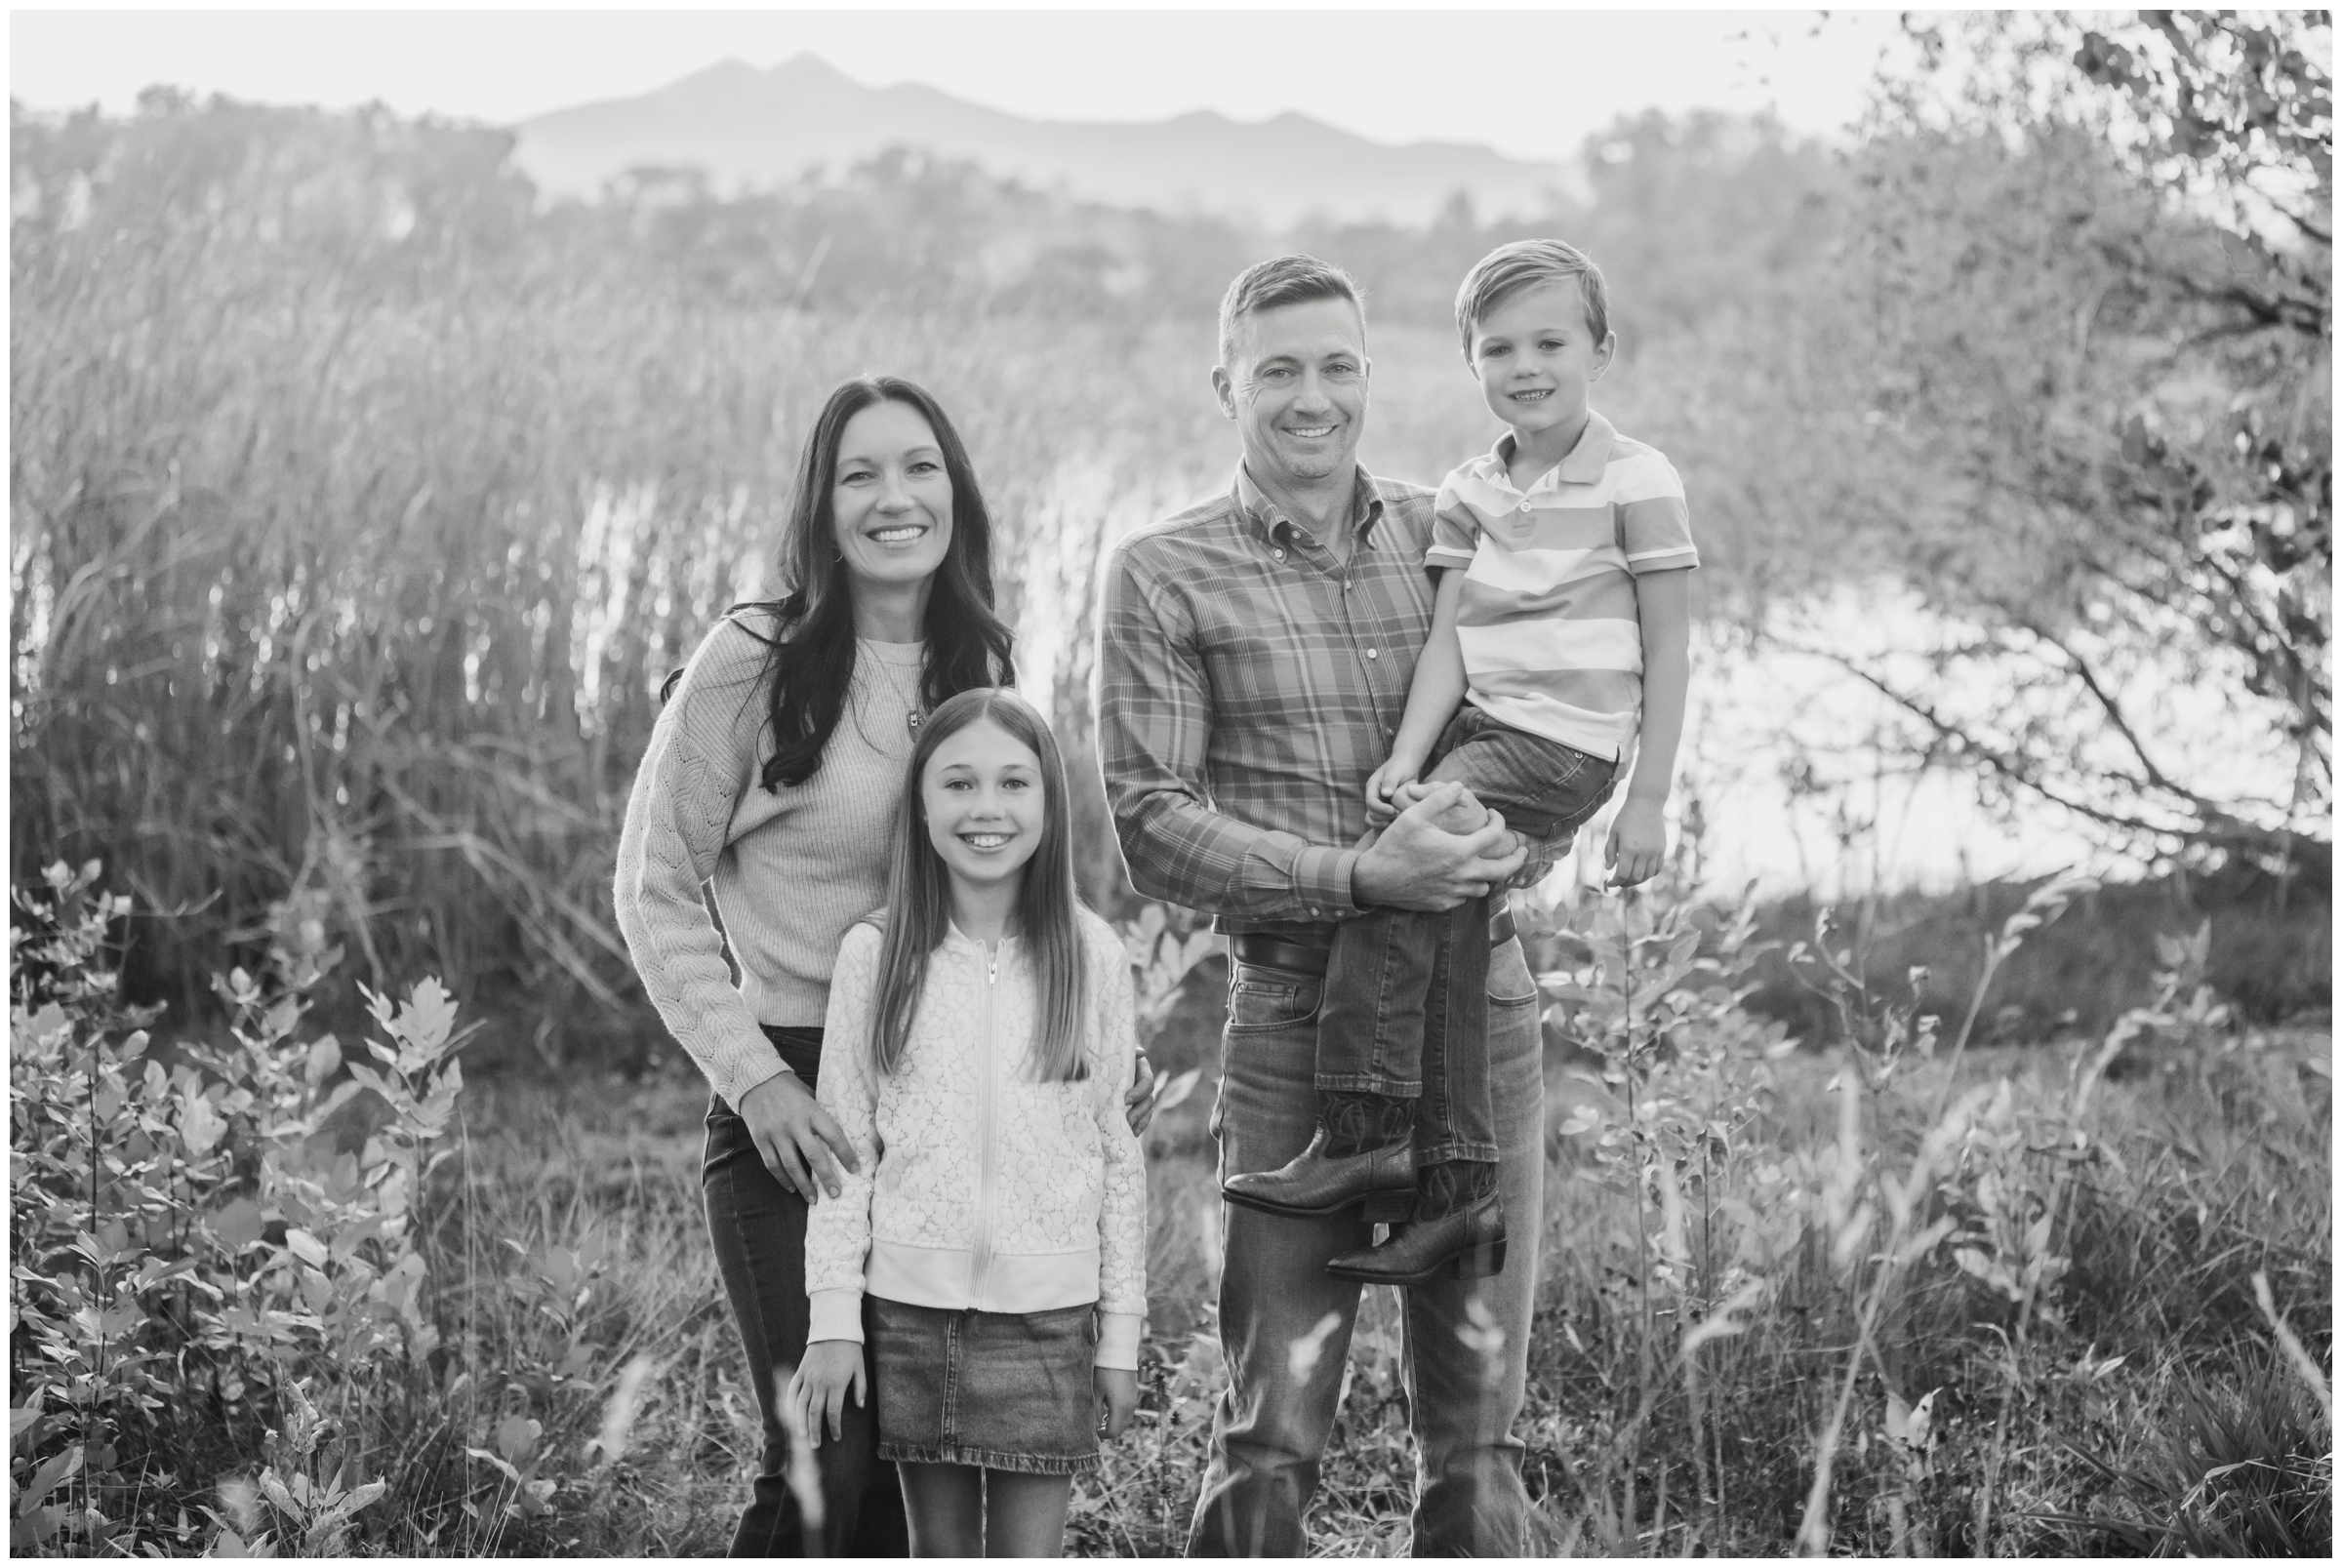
[1324,1159,1508,1285]
[1222,1091,1417,1222]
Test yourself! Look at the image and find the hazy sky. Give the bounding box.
[11,6,1909,163]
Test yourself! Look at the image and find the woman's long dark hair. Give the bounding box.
[662,376,1015,788]
[864,689,1090,1084]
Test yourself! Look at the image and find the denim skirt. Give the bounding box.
[868,1298,1101,1475]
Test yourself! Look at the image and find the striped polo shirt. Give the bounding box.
[1425,410,1696,761]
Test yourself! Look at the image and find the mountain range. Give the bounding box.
[511,54,1574,227]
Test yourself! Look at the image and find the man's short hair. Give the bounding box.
[1454,239,1610,356]
[1217,255,1366,368]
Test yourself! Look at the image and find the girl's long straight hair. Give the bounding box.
[660,376,1014,787]
[866,689,1090,1085]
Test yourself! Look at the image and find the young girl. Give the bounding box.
[791,688,1147,1558]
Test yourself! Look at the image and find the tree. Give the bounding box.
[1747,11,2329,862]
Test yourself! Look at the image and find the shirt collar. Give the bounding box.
[1474,409,1617,494]
[1234,463,1389,550]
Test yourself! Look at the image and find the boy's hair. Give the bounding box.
[1454,239,1610,356]
[1218,254,1366,368]
[865,687,1091,1086]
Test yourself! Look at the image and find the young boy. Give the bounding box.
[1223,239,1696,1285]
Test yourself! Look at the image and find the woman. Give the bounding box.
[614,376,1156,1555]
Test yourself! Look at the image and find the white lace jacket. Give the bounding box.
[804,911,1149,1369]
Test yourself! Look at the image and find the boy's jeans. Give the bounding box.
[1317,707,1616,1160]
[1190,936,1547,1555]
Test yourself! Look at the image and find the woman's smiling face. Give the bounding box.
[831,399,954,596]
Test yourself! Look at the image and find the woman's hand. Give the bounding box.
[788,1341,867,1448]
[1123,1057,1160,1136]
[738,1069,859,1202]
[1095,1367,1139,1441]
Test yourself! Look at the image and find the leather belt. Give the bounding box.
[1231,905,1517,978]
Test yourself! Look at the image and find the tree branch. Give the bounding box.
[1763,634,2290,854]
[2006,614,2191,798]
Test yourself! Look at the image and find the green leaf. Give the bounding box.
[394,978,460,1058]
[19,1442,82,1515]
[210,1198,264,1251]
[495,1414,542,1464]
[179,1088,226,1157]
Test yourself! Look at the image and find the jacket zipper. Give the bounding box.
[969,942,998,1307]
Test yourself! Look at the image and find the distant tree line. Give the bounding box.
[9,89,1839,340]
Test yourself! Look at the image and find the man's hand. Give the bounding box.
[1353,782,1525,911]
[1123,1056,1159,1136]
[788,1341,866,1448]
[738,1070,859,1202]
[1095,1367,1139,1440]
[1604,797,1668,889]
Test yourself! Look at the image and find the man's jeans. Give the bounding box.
[1317,709,1614,1162]
[702,1026,910,1557]
[1189,936,1546,1556]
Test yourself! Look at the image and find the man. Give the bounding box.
[1098,255,1551,1555]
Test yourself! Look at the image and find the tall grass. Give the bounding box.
[11,108,1231,1043]
[9,96,1821,1058]
[12,866,2327,1556]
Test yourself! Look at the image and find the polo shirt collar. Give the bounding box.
[1477,409,1617,494]
[1234,463,1390,549]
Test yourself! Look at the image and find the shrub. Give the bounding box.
[10,862,461,1555]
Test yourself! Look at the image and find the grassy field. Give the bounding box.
[394,993,2337,1556]
[17,870,2325,1557]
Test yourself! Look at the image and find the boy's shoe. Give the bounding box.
[1222,1127,1417,1221]
[1323,1166,1507,1285]
[1222,1091,1417,1221]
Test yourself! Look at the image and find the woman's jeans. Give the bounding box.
[1316,709,1615,1160]
[1190,935,1548,1556]
[702,1025,909,1556]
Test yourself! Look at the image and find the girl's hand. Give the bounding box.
[1095,1367,1139,1440]
[788,1341,867,1448]
[738,1070,859,1202]
[1604,797,1668,889]
[1123,1057,1159,1136]
[1363,753,1427,827]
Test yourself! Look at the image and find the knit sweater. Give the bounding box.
[804,913,1149,1370]
[613,611,925,1108]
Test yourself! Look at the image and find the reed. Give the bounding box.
[12,128,1230,1043]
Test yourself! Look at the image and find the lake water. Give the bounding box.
[1005,458,2297,903]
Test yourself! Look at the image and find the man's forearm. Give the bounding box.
[1114,788,1363,924]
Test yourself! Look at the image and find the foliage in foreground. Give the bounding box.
[12,861,2329,1556]
[1073,881,2333,1556]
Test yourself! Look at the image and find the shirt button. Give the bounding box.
[1309,906,1321,918]
[1272,548,1286,561]
[1366,648,1379,660]
[1517,502,1532,513]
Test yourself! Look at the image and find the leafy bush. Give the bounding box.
[11,863,459,1554]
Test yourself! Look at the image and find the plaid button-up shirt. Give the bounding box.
[1098,464,1439,938]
